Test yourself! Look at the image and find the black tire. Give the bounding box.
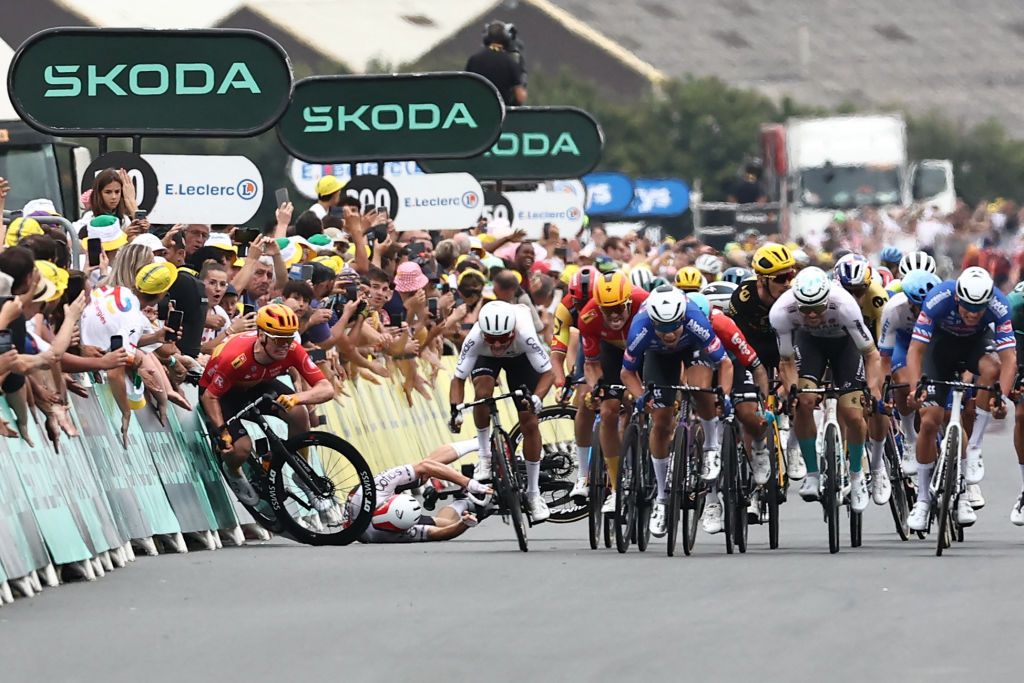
[615,423,640,554]
[824,424,841,554]
[221,456,286,536]
[723,426,736,555]
[681,424,705,556]
[666,429,686,557]
[636,450,654,553]
[269,431,375,546]
[491,429,529,552]
[765,433,781,550]
[885,431,910,541]
[734,441,750,554]
[509,406,583,524]
[935,431,958,557]
[850,509,862,548]
[587,421,605,550]
[603,514,612,548]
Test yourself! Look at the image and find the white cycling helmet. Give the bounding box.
[955,266,994,308]
[646,285,688,327]
[371,493,422,532]
[834,253,871,288]
[478,300,517,337]
[629,266,653,290]
[695,253,723,275]
[792,266,831,307]
[701,281,737,310]
[898,251,936,278]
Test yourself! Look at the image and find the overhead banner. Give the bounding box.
[8,28,292,136]
[504,190,585,239]
[277,73,504,163]
[343,173,482,231]
[623,178,690,217]
[583,172,635,214]
[81,152,264,224]
[288,159,422,199]
[419,107,604,180]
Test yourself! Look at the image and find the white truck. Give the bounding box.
[759,114,955,246]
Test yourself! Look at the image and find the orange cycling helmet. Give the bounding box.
[256,303,299,337]
[593,271,632,307]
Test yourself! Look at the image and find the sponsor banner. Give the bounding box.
[504,190,585,239]
[482,191,514,226]
[288,158,422,199]
[9,28,292,136]
[277,73,504,162]
[342,174,483,231]
[622,177,690,217]
[582,172,635,214]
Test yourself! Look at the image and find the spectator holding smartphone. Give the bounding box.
[200,261,255,354]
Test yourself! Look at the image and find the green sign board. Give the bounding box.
[276,73,504,163]
[8,28,293,137]
[418,107,603,180]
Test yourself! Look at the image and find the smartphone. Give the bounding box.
[165,309,184,342]
[328,206,344,218]
[390,308,406,326]
[0,330,11,354]
[300,264,314,281]
[237,242,248,258]
[427,297,438,319]
[274,187,289,206]
[109,335,123,351]
[64,278,84,305]
[243,303,255,316]
[344,284,359,301]
[87,238,102,268]
[369,223,388,243]
[134,209,147,221]
[354,299,367,317]
[308,348,327,363]
[234,228,259,244]
[440,282,451,295]
[363,204,376,214]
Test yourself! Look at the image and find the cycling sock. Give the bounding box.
[476,427,491,461]
[899,411,916,443]
[968,408,992,450]
[577,446,590,479]
[753,438,767,453]
[605,456,620,489]
[525,460,540,495]
[652,456,669,503]
[700,418,720,450]
[848,442,865,473]
[1019,463,1024,486]
[453,439,478,458]
[917,463,934,504]
[868,438,886,472]
[799,438,818,474]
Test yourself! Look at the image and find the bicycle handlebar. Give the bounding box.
[224,394,278,427]
[455,389,528,414]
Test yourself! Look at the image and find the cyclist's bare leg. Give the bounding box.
[736,401,763,460]
[226,435,252,473]
[839,391,867,474]
[966,353,1001,453]
[914,404,944,504]
[471,375,497,460]
[688,365,719,453]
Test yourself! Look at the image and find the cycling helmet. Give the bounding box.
[1014,280,1024,294]
[646,285,688,327]
[688,292,711,319]
[629,266,653,290]
[650,276,670,289]
[594,271,632,308]
[898,251,937,278]
[902,270,941,306]
[875,265,894,287]
[256,303,299,337]
[955,266,994,308]
[792,267,831,308]
[834,253,872,288]
[752,243,795,275]
[880,246,903,265]
[721,266,753,285]
[792,248,810,267]
[478,300,517,337]
[674,266,706,293]
[371,493,422,532]
[702,281,738,310]
[568,265,598,304]
[695,253,723,276]
[594,255,618,274]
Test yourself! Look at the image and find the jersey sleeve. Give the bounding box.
[911,284,950,345]
[199,347,235,398]
[549,295,575,354]
[878,297,903,355]
[622,313,651,372]
[769,296,796,359]
[836,289,875,352]
[684,303,725,364]
[454,327,483,380]
[863,282,889,338]
[290,344,327,386]
[989,291,1016,352]
[516,308,553,374]
[578,304,602,361]
[713,312,759,367]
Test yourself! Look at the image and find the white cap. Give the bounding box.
[132,233,167,253]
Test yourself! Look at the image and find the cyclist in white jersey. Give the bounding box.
[449,300,555,522]
[772,267,883,510]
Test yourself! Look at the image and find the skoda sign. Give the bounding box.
[8,28,293,136]
[277,73,505,163]
[419,107,603,180]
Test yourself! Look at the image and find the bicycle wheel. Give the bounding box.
[493,429,528,552]
[935,431,958,557]
[823,424,841,554]
[885,431,910,541]
[666,430,686,557]
[587,425,605,550]
[681,424,705,556]
[850,506,862,548]
[509,406,582,524]
[734,439,750,554]
[269,431,375,546]
[765,431,782,550]
[722,425,736,555]
[220,455,285,535]
[615,423,640,554]
[636,449,654,552]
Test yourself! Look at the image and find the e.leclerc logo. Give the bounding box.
[461,191,480,209]
[567,206,582,220]
[165,178,261,199]
[237,179,259,200]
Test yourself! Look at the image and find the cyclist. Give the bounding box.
[878,270,941,476]
[727,243,807,480]
[1007,281,1024,525]
[199,303,335,505]
[695,253,723,283]
[550,265,598,499]
[674,266,706,293]
[905,267,1016,531]
[834,253,892,505]
[620,285,733,537]
[772,267,884,511]
[889,250,937,295]
[879,246,903,276]
[577,272,648,510]
[629,265,655,292]
[722,266,753,286]
[449,299,555,522]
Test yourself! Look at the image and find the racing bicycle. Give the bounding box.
[663,384,717,557]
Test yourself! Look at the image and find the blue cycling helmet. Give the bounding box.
[687,292,711,319]
[880,246,903,265]
[902,270,941,306]
[722,266,753,285]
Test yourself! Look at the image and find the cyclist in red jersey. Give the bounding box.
[199,303,333,503]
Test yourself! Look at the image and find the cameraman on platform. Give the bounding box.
[466,21,527,106]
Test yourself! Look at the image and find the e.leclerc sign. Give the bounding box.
[277,73,505,163]
[419,107,603,180]
[8,28,292,136]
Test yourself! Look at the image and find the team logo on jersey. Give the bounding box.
[581,309,598,324]
[991,299,1009,317]
[872,296,886,309]
[231,353,247,369]
[997,320,1012,333]
[739,287,751,302]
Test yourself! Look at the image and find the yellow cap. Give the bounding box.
[313,255,344,274]
[6,217,44,247]
[135,262,178,295]
[315,175,344,196]
[35,260,69,301]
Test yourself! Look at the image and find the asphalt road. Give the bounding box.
[4,423,1024,683]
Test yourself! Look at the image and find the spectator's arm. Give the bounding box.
[231,236,267,291]
[274,202,293,239]
[485,228,527,252]
[345,210,371,275]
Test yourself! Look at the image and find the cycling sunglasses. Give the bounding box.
[767,271,796,284]
[798,303,827,315]
[483,331,515,345]
[653,320,684,334]
[599,303,628,317]
[957,299,988,313]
